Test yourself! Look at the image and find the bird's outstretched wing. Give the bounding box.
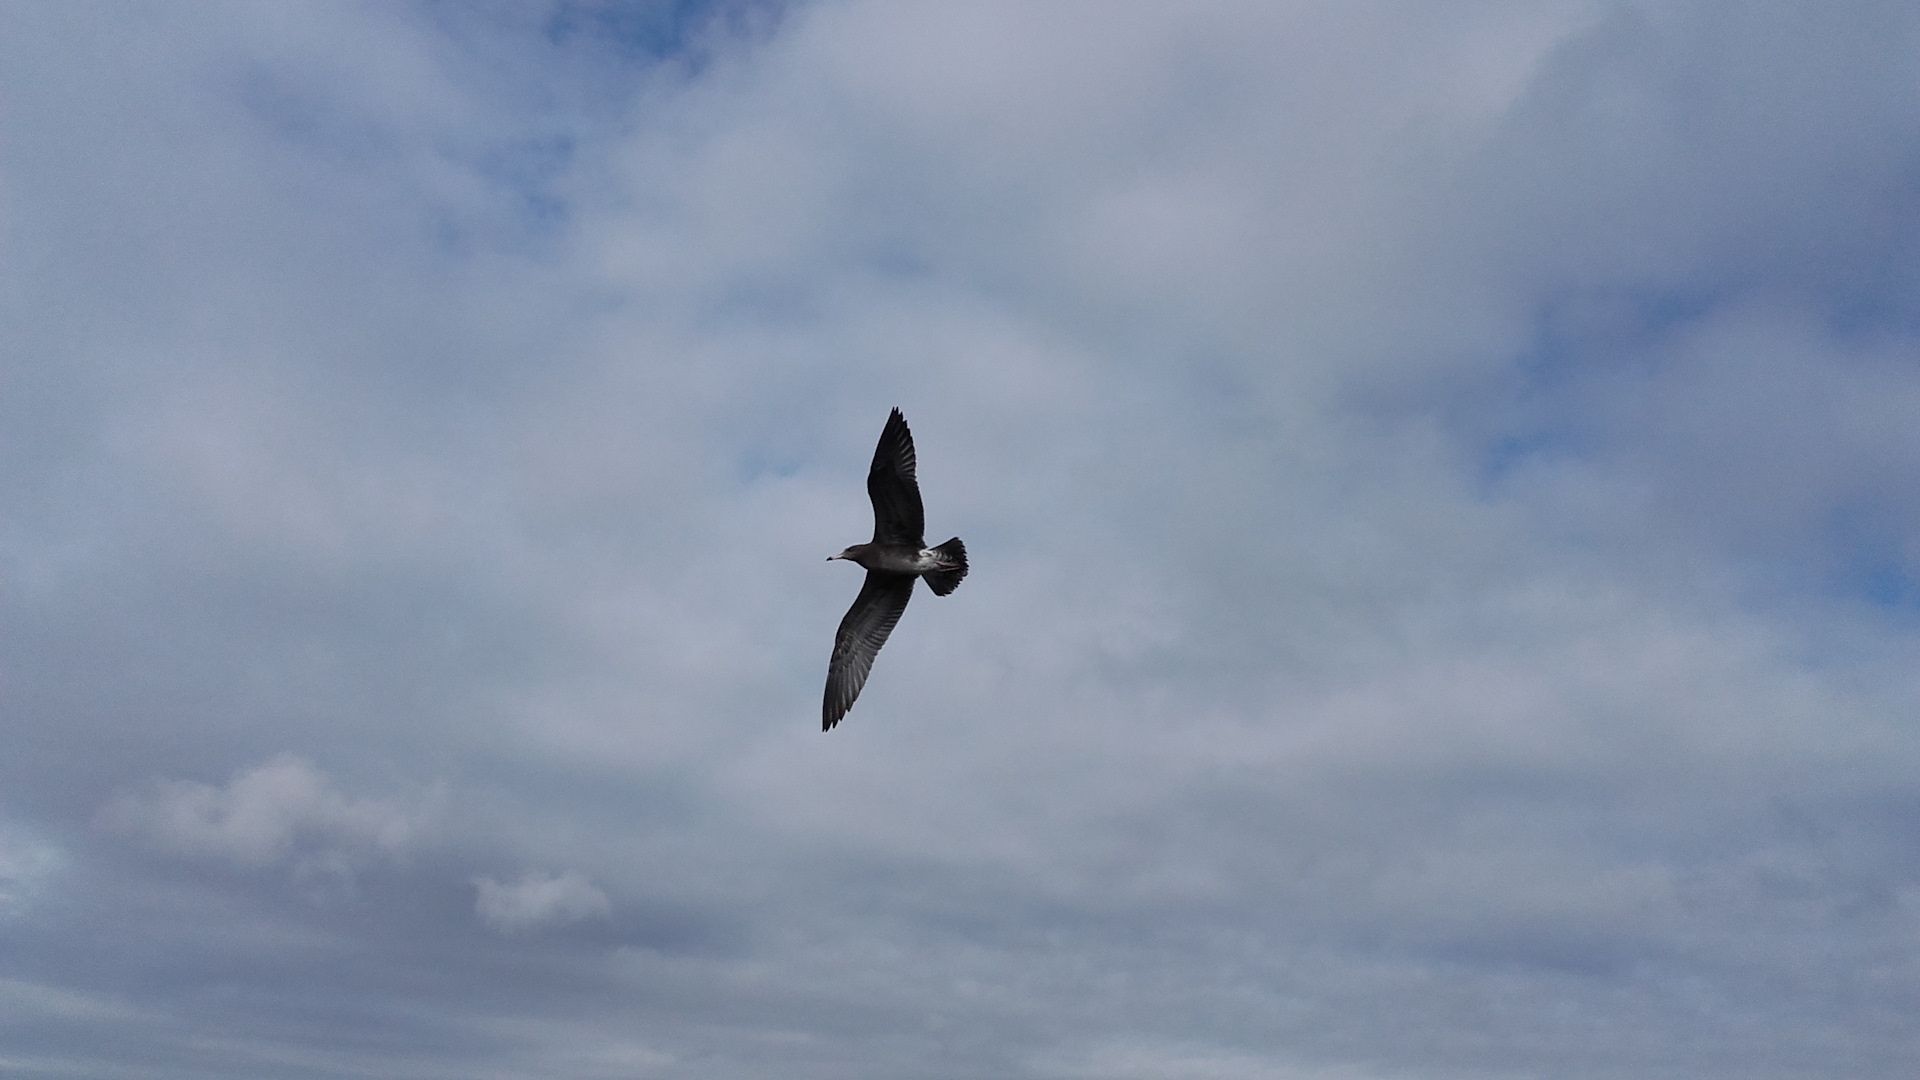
[867,408,925,546]
[823,570,915,730]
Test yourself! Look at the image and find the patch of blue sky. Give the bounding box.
[543,0,787,66]
[1469,286,1723,492]
[1474,431,1570,492]
[1860,565,1920,614]
[1815,250,1920,343]
[471,134,578,230]
[1525,283,1726,380]
[1827,505,1920,617]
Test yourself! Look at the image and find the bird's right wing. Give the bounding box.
[867,407,925,545]
[823,570,915,730]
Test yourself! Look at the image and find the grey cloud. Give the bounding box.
[4,1,1920,1078]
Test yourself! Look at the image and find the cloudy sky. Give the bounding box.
[5,2,1920,1077]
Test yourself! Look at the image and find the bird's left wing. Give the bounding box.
[867,408,925,545]
[823,570,915,730]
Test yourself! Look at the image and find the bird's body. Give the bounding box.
[823,408,966,730]
[831,542,960,577]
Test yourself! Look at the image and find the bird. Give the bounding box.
[823,408,967,730]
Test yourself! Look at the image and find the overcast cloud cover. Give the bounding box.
[5,1,1920,1077]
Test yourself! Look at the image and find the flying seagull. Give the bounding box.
[823,408,967,730]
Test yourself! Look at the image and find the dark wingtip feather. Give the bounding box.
[876,409,914,474]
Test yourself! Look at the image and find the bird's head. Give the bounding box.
[828,544,867,563]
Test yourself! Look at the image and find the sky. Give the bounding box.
[4,1,1920,1077]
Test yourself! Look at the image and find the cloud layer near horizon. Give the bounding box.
[5,2,1920,1077]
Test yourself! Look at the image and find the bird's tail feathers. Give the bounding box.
[924,538,968,596]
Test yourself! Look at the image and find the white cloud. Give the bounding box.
[98,754,433,873]
[8,1,1920,1078]
[474,870,612,933]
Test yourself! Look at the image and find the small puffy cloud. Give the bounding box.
[474,870,612,934]
[98,754,433,874]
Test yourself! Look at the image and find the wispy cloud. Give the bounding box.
[0,827,62,920]
[474,869,613,933]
